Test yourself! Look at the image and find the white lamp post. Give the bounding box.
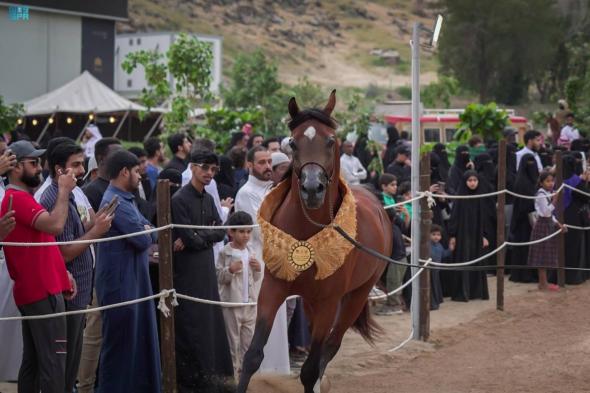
[410,15,443,340]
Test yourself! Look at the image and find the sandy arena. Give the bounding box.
[2,277,589,393]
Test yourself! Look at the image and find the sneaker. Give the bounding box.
[547,284,560,291]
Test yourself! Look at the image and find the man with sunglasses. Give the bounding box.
[0,140,77,393]
[171,149,233,392]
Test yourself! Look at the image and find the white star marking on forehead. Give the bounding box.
[304,126,316,141]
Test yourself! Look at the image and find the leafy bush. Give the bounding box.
[456,102,510,142]
[0,96,24,134]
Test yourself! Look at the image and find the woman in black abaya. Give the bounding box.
[563,153,590,284]
[447,170,490,302]
[433,143,450,182]
[474,153,498,272]
[447,145,472,195]
[507,153,539,283]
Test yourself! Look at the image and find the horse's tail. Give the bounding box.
[352,301,383,346]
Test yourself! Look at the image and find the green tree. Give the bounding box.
[222,50,285,134]
[287,77,326,109]
[438,0,561,104]
[421,76,460,108]
[456,102,510,142]
[121,33,213,134]
[0,96,24,134]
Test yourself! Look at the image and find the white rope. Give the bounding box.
[419,244,505,267]
[0,223,259,247]
[388,329,414,352]
[369,259,431,300]
[174,293,300,308]
[383,194,423,210]
[564,224,590,231]
[0,290,176,321]
[563,183,590,198]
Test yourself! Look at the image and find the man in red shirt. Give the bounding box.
[1,140,77,393]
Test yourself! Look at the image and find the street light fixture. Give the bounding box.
[409,14,443,341]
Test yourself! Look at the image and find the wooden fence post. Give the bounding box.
[496,140,506,311]
[554,151,566,288]
[419,152,432,341]
[157,180,177,393]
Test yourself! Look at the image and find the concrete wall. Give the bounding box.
[0,7,81,103]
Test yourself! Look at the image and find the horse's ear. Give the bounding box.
[323,89,336,116]
[288,97,300,119]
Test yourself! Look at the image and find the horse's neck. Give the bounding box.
[275,175,342,239]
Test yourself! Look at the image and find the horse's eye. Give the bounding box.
[326,137,335,148]
[289,138,298,151]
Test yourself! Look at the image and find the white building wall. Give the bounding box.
[0,7,81,103]
[115,32,222,97]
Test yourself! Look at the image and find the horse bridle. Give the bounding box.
[293,157,337,229]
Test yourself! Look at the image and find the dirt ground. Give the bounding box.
[2,277,589,393]
[248,277,590,393]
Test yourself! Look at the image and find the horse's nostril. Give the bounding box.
[317,183,325,193]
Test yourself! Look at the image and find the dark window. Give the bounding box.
[129,38,133,46]
[127,79,133,88]
[137,38,141,45]
[445,128,456,142]
[424,128,441,143]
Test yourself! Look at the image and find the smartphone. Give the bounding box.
[103,195,119,217]
[7,195,13,212]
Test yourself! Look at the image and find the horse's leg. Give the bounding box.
[299,299,339,393]
[237,277,288,393]
[319,278,377,381]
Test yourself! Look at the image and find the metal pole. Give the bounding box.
[76,117,93,143]
[157,180,177,393]
[410,22,422,340]
[418,152,432,340]
[144,112,165,142]
[112,110,130,138]
[35,111,56,144]
[496,140,506,311]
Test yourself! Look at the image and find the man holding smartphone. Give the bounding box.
[1,140,77,393]
[39,141,113,393]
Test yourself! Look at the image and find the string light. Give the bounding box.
[31,119,38,126]
[89,114,94,120]
[16,118,23,125]
[109,116,116,124]
[66,117,73,124]
[48,117,54,124]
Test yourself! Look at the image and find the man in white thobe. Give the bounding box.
[559,113,580,147]
[235,146,290,375]
[340,141,367,185]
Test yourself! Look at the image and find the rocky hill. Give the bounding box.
[118,0,439,89]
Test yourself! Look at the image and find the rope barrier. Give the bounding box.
[368,259,431,300]
[0,289,176,321]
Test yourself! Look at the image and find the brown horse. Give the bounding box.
[237,90,393,393]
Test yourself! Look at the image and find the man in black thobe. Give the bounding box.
[171,149,234,392]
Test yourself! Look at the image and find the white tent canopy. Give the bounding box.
[23,71,162,116]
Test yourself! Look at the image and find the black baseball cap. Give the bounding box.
[9,140,46,161]
[502,127,517,137]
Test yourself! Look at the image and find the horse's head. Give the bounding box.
[288,90,338,210]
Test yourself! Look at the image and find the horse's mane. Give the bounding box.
[288,108,338,131]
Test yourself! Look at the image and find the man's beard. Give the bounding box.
[21,172,41,188]
[253,169,272,181]
[127,177,139,192]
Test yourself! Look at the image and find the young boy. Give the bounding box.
[430,224,454,310]
[216,211,262,377]
[376,174,409,315]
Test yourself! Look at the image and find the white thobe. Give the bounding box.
[235,175,290,375]
[515,146,543,172]
[340,154,367,185]
[560,125,580,143]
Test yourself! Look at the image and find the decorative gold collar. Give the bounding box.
[258,178,357,281]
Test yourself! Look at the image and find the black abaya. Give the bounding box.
[447,171,490,302]
[507,153,539,283]
[446,145,471,195]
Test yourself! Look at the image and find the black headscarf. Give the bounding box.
[474,153,496,190]
[383,125,401,168]
[433,143,450,181]
[447,145,471,195]
[562,153,578,180]
[571,151,584,176]
[214,155,237,200]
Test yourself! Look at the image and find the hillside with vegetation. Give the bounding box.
[118,0,439,89]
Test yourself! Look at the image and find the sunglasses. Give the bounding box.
[193,163,219,174]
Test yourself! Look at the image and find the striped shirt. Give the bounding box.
[39,182,93,309]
